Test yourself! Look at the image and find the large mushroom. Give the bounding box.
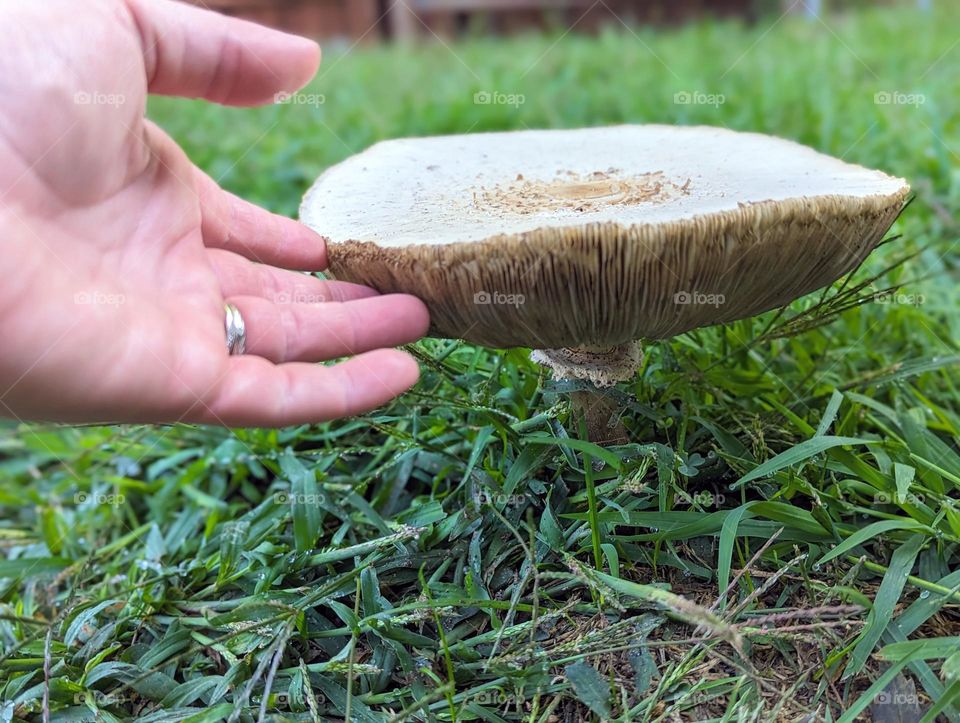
[300,125,909,441]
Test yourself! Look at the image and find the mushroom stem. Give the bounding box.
[570,389,630,446]
[531,342,643,445]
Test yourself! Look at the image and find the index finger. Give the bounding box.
[126,0,321,106]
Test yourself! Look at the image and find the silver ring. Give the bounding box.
[225,303,246,356]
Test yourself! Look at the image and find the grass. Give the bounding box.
[2,4,960,721]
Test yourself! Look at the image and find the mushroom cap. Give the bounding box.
[300,125,909,349]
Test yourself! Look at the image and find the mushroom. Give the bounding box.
[300,125,909,442]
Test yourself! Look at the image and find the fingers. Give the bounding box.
[208,249,373,302]
[192,350,421,427]
[226,294,431,363]
[126,0,321,106]
[197,171,328,270]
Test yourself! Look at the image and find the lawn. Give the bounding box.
[2,4,959,721]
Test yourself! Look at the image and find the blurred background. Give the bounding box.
[185,0,935,41]
[161,0,956,234]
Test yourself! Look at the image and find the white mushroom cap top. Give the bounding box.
[301,125,909,349]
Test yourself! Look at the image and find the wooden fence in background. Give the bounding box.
[193,0,381,39]
[390,0,758,39]
[185,0,924,40]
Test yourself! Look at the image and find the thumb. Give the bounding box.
[126,0,321,106]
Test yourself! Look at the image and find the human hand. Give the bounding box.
[0,0,430,426]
